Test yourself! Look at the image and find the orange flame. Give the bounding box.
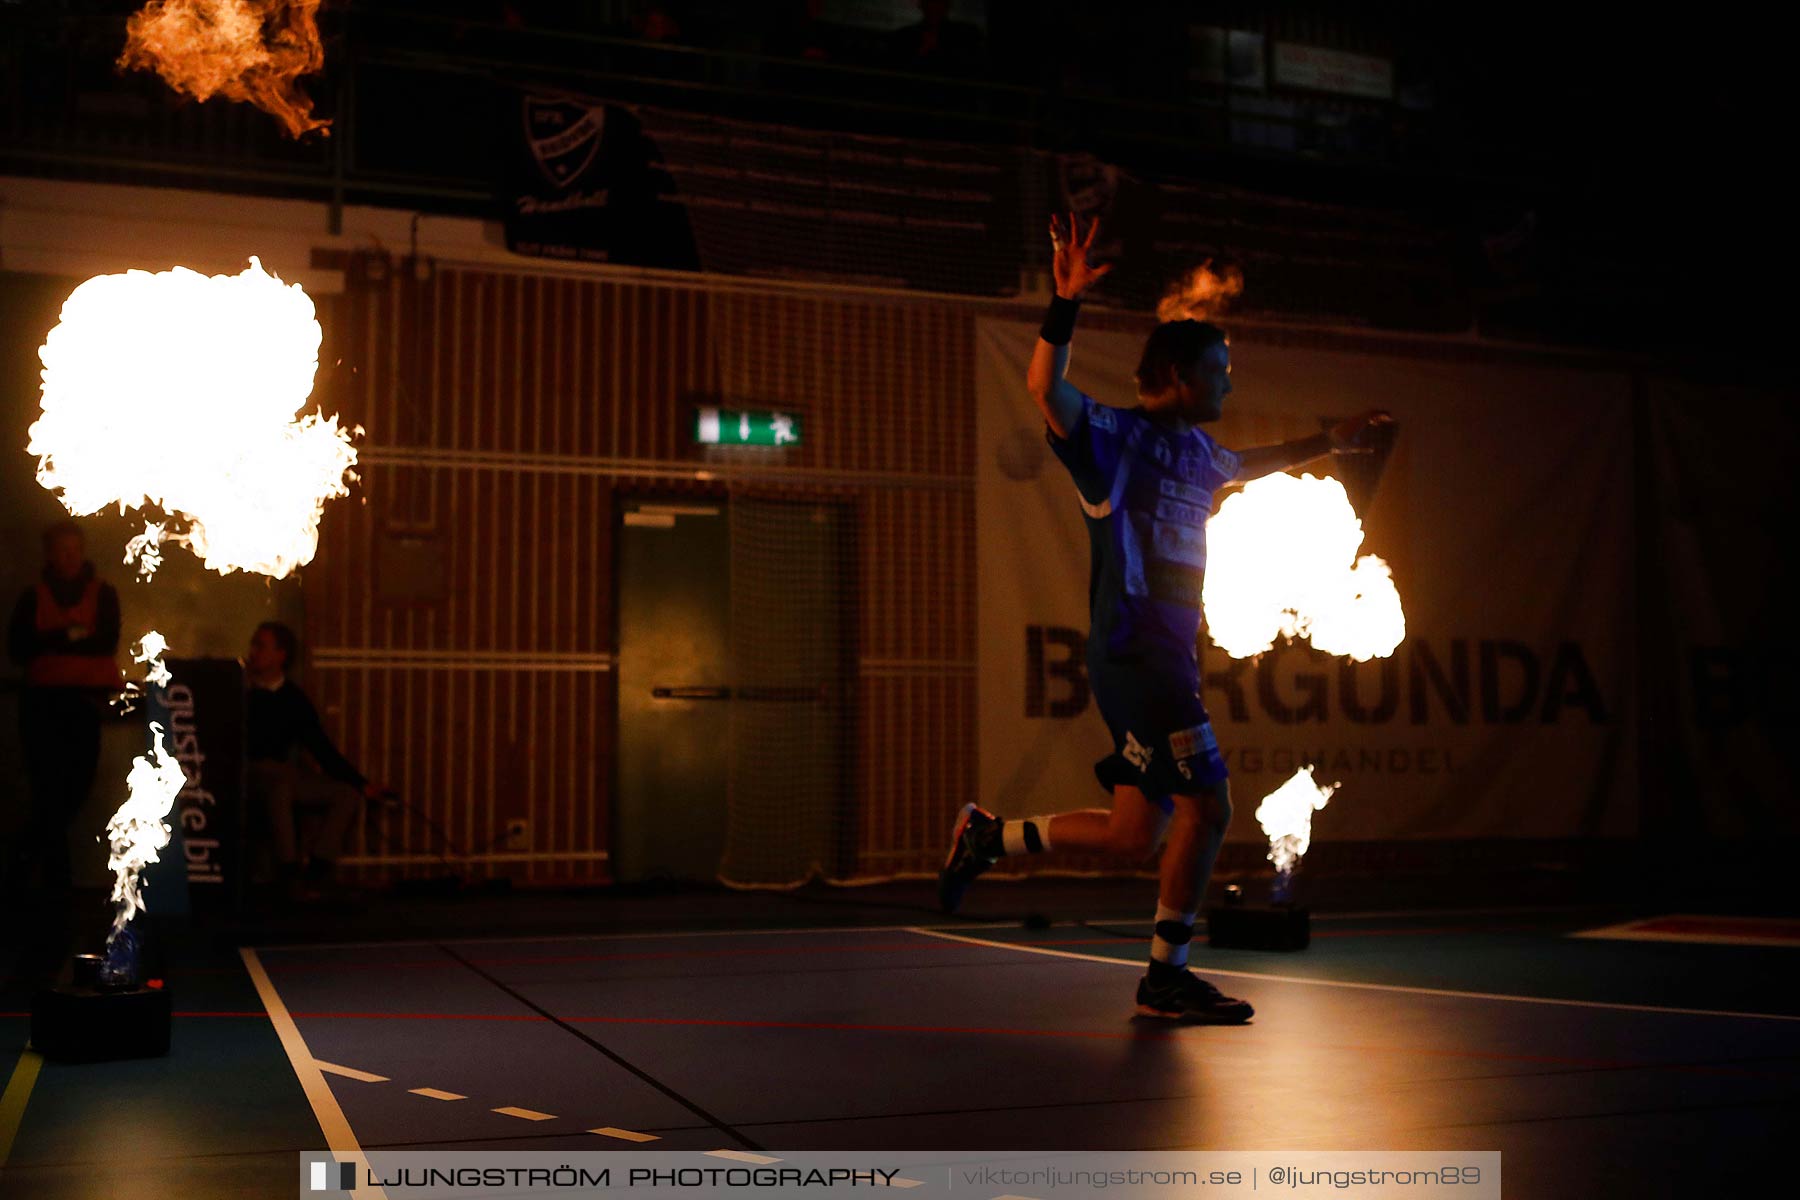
[1157,260,1244,323]
[119,0,330,138]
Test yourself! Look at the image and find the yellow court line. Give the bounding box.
[0,1048,45,1168]
[316,1061,390,1083]
[705,1150,782,1164]
[240,947,389,1199]
[492,1106,556,1121]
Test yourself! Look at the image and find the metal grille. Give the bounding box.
[306,261,976,883]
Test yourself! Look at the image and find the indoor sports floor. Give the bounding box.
[1,886,1794,1199]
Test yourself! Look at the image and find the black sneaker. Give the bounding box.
[937,803,1001,913]
[1134,969,1254,1024]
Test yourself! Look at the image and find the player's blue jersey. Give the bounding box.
[1047,391,1242,690]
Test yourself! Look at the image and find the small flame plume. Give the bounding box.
[133,630,175,687]
[105,635,187,946]
[30,258,358,580]
[1203,472,1405,661]
[1256,766,1339,901]
[1157,260,1244,323]
[119,0,331,138]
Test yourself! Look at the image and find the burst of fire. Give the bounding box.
[1203,472,1405,661]
[30,258,358,580]
[119,0,331,138]
[105,635,187,943]
[1255,765,1339,895]
[1157,260,1244,323]
[34,259,358,962]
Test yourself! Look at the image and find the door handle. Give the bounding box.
[652,686,732,700]
[651,685,825,702]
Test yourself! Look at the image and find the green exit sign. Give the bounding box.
[694,407,801,447]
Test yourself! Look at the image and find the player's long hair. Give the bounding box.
[1135,320,1226,394]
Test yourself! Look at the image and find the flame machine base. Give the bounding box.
[30,957,171,1063]
[1206,903,1311,951]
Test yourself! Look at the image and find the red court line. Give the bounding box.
[54,1008,1789,1078]
[226,926,1504,976]
[1310,926,1526,939]
[1,1009,1777,1079]
[0,1011,270,1018]
[231,939,982,975]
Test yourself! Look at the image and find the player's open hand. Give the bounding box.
[1050,212,1113,300]
[1329,409,1394,450]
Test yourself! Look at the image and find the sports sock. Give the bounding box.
[1000,817,1051,856]
[1149,902,1197,972]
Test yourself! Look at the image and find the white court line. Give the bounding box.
[905,927,1800,1023]
[240,948,389,1200]
[316,1061,390,1083]
[706,1150,783,1164]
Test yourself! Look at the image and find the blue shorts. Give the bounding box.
[1089,663,1229,812]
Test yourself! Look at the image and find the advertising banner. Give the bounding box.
[976,318,1638,841]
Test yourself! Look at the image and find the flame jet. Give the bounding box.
[1256,766,1340,902]
[30,258,358,580]
[1203,472,1405,661]
[30,260,356,964]
[1158,260,1245,323]
[119,0,331,138]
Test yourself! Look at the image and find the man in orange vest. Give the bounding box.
[6,520,123,901]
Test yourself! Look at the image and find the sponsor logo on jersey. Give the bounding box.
[1123,731,1154,771]
[1159,477,1209,506]
[1211,441,1242,479]
[1168,722,1219,762]
[1152,519,1207,567]
[1155,496,1206,526]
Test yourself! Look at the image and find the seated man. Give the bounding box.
[243,621,385,897]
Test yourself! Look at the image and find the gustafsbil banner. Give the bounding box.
[145,657,246,914]
[976,318,1638,841]
[505,91,700,269]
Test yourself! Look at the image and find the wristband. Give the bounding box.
[1039,295,1082,346]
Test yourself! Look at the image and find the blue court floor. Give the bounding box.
[1,895,1794,1199]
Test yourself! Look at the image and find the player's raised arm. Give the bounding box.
[1027,213,1113,439]
[1232,410,1393,481]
